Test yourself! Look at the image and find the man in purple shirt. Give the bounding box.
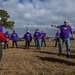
[52,20,74,58]
[24,31,32,49]
[33,29,41,50]
[11,30,18,48]
[55,30,60,47]
[41,30,46,47]
[4,31,9,49]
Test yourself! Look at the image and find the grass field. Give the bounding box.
[0,40,75,75]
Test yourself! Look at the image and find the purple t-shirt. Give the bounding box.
[4,34,9,38]
[41,33,46,39]
[11,33,18,41]
[34,32,41,39]
[0,24,3,32]
[56,32,60,40]
[59,25,72,38]
[56,32,60,37]
[26,34,31,41]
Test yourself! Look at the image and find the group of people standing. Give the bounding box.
[24,29,46,49]
[3,29,47,50]
[34,29,46,49]
[3,30,18,49]
[0,19,74,63]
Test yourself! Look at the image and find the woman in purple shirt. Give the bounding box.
[52,20,74,58]
[4,31,9,49]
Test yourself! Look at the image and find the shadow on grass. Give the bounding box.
[33,51,75,59]
[37,56,75,66]
[39,51,57,55]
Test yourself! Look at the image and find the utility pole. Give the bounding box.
[26,26,28,32]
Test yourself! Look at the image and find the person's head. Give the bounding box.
[57,29,60,33]
[5,31,8,34]
[36,29,39,32]
[64,20,68,26]
[27,31,30,33]
[13,30,15,33]
[42,30,44,33]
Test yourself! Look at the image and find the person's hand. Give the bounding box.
[72,34,74,39]
[7,39,9,41]
[51,24,57,27]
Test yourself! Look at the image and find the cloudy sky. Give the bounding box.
[0,0,75,36]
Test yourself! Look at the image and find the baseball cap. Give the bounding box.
[27,31,30,33]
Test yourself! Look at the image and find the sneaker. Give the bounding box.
[67,55,70,58]
[58,53,61,56]
[36,48,38,49]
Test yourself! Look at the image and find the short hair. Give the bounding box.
[64,20,68,23]
[13,30,15,32]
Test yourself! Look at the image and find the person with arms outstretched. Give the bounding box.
[52,20,74,58]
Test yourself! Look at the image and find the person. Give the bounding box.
[4,31,9,49]
[33,29,41,50]
[41,30,46,47]
[52,20,74,58]
[24,31,32,49]
[55,30,60,47]
[33,30,36,47]
[0,19,8,61]
[11,30,18,48]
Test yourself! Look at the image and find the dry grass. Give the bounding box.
[0,40,75,75]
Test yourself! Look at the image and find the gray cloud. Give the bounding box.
[0,0,75,29]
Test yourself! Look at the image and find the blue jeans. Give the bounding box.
[35,39,41,49]
[59,38,70,56]
[41,39,46,47]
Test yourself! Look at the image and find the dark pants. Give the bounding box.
[55,39,59,47]
[0,42,2,61]
[12,41,18,48]
[41,39,46,47]
[34,39,36,47]
[4,42,9,49]
[25,41,30,49]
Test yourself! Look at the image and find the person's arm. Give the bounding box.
[70,27,74,39]
[51,24,60,28]
[33,33,35,39]
[40,33,42,38]
[30,34,32,42]
[45,33,46,38]
[0,32,8,41]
